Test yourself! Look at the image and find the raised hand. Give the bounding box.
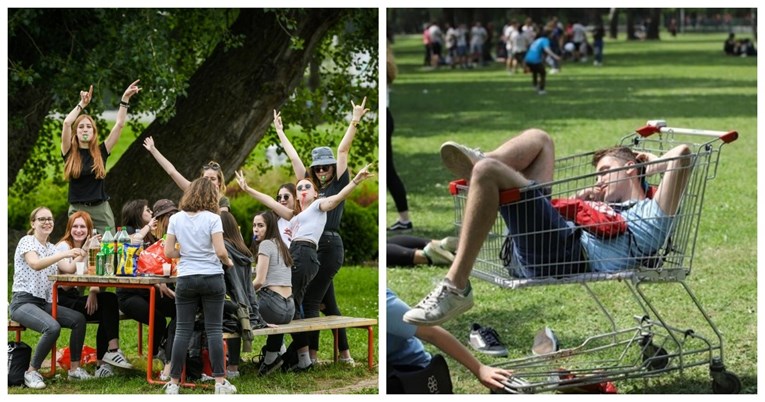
[353,162,376,184]
[273,109,283,131]
[122,79,141,101]
[351,96,370,121]
[142,136,156,152]
[234,170,251,191]
[79,85,94,108]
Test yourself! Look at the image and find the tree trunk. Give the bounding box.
[106,9,345,222]
[646,8,662,39]
[608,8,619,39]
[8,90,54,185]
[626,10,637,40]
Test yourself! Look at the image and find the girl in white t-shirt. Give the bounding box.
[9,206,90,388]
[235,163,374,370]
[163,178,236,394]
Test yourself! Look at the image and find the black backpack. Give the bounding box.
[388,354,453,394]
[8,341,31,386]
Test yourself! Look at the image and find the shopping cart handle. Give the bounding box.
[635,124,738,144]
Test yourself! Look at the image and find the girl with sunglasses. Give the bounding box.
[10,207,91,388]
[235,162,374,371]
[61,80,141,234]
[272,98,370,365]
[272,183,297,248]
[142,136,230,211]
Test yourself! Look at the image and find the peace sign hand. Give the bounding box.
[353,162,376,184]
[234,170,250,191]
[351,96,370,121]
[273,109,283,131]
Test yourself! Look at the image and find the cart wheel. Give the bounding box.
[642,344,669,370]
[712,371,741,394]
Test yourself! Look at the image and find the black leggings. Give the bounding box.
[305,233,349,352]
[387,235,429,267]
[57,289,120,361]
[387,108,409,213]
[528,62,546,90]
[117,289,176,358]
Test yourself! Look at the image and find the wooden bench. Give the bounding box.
[8,320,25,342]
[250,316,378,370]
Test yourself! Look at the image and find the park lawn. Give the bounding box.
[7,265,378,394]
[387,33,756,394]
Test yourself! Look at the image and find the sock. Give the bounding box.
[108,348,118,353]
[264,351,279,365]
[297,351,312,368]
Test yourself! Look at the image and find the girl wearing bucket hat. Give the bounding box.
[142,137,231,211]
[235,161,375,371]
[273,98,369,365]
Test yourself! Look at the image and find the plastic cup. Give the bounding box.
[75,262,86,275]
[162,263,171,277]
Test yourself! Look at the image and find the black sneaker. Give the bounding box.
[468,323,508,357]
[387,220,413,232]
[258,356,284,376]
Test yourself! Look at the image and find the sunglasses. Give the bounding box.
[297,183,312,191]
[312,165,333,173]
[203,161,221,170]
[35,217,54,223]
[276,194,291,202]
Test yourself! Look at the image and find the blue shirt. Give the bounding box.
[525,37,550,64]
[581,199,673,272]
[386,288,431,368]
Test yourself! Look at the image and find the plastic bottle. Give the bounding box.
[101,227,114,275]
[87,229,100,275]
[116,227,132,274]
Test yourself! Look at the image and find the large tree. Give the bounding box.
[8,8,378,225]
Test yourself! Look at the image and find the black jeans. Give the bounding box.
[305,232,349,352]
[58,288,120,360]
[288,240,321,349]
[117,288,176,358]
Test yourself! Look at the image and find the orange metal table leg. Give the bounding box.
[367,326,374,370]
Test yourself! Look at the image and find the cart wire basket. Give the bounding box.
[448,120,741,394]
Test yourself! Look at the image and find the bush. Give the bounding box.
[339,199,378,265]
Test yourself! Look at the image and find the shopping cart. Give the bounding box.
[448,120,741,393]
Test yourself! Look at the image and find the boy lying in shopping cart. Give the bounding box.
[403,128,693,327]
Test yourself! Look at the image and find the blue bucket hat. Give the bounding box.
[310,146,337,167]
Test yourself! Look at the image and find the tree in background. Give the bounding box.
[8,8,378,227]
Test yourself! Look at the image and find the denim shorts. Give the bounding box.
[499,186,587,278]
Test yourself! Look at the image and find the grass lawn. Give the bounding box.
[387,33,756,394]
[7,266,378,394]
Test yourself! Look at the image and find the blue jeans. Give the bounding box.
[10,292,87,370]
[169,274,226,379]
[258,287,295,352]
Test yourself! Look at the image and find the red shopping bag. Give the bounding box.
[56,345,97,370]
[137,239,175,275]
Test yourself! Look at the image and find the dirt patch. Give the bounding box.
[315,376,379,394]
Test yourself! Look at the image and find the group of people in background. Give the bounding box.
[724,32,757,57]
[10,80,375,394]
[421,16,607,73]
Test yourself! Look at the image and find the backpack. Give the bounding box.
[8,341,31,386]
[388,354,453,394]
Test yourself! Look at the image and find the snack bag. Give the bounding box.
[116,244,141,276]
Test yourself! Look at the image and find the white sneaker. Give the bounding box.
[102,349,133,369]
[24,370,46,389]
[95,363,115,378]
[200,373,216,382]
[550,68,560,74]
[215,379,237,394]
[163,382,180,394]
[226,370,240,379]
[538,89,547,95]
[68,367,93,380]
[403,279,474,326]
[339,356,356,366]
[440,236,459,254]
[440,141,485,179]
[423,240,455,265]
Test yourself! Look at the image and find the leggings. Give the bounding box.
[387,108,409,213]
[387,235,429,267]
[117,289,176,358]
[58,289,120,360]
[305,233,349,352]
[528,62,547,90]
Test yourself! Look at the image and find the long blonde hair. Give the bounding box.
[64,115,105,180]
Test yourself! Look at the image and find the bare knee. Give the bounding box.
[472,158,528,188]
[521,128,553,148]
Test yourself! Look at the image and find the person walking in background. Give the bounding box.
[470,21,488,67]
[592,21,605,66]
[61,80,141,234]
[525,29,561,95]
[386,43,413,233]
